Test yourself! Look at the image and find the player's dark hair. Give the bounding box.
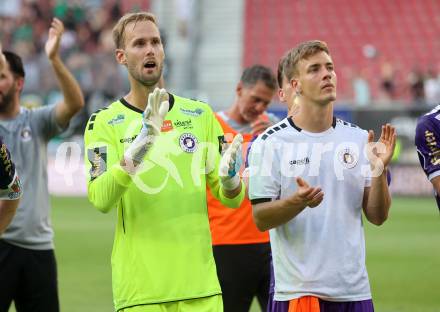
[241,65,277,90]
[3,51,25,78]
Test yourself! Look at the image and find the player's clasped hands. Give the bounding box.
[288,177,324,209]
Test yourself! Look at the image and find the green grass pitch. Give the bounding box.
[8,196,440,312]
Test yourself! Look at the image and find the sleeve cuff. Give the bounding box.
[51,104,69,132]
[110,165,132,187]
[219,180,246,208]
[428,170,440,181]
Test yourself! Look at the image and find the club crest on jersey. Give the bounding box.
[179,133,198,153]
[337,147,358,169]
[161,120,174,132]
[8,176,22,200]
[180,108,204,117]
[20,127,32,142]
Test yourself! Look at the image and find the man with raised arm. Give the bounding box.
[0,18,84,311]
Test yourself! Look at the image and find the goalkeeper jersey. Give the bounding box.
[84,94,245,311]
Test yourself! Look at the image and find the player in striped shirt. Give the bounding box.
[249,40,396,312]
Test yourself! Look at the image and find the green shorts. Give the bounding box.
[119,295,223,312]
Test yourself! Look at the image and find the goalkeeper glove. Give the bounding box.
[123,88,169,170]
[219,134,243,190]
[0,141,22,200]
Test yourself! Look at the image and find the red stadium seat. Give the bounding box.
[243,0,440,101]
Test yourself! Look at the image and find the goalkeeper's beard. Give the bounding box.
[0,85,16,114]
[130,63,163,87]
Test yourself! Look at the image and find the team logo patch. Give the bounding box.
[179,133,198,153]
[87,146,107,180]
[180,108,204,117]
[108,114,125,126]
[338,147,358,169]
[20,127,32,142]
[7,175,22,200]
[161,120,174,132]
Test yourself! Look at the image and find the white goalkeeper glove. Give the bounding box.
[219,134,243,190]
[123,88,169,169]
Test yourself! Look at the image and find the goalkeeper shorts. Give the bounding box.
[118,294,222,312]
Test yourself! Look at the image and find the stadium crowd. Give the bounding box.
[0,0,141,135]
[2,1,440,133]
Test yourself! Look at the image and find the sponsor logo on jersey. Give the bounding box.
[179,133,198,153]
[161,120,174,132]
[20,127,32,142]
[108,114,125,126]
[180,108,204,117]
[120,135,138,144]
[424,130,440,165]
[173,119,193,129]
[289,157,310,166]
[337,147,358,169]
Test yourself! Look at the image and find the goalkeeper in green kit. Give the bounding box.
[84,12,245,312]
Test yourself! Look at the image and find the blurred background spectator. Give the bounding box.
[424,68,440,107]
[352,68,371,107]
[0,0,148,136]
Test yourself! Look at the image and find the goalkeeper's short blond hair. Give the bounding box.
[113,12,158,49]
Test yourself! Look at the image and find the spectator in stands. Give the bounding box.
[380,61,396,102]
[424,68,440,106]
[352,68,371,107]
[0,18,84,311]
[0,1,127,136]
[408,68,425,105]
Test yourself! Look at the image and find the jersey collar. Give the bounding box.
[119,93,175,114]
[288,116,336,132]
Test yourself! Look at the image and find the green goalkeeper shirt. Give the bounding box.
[84,94,245,310]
